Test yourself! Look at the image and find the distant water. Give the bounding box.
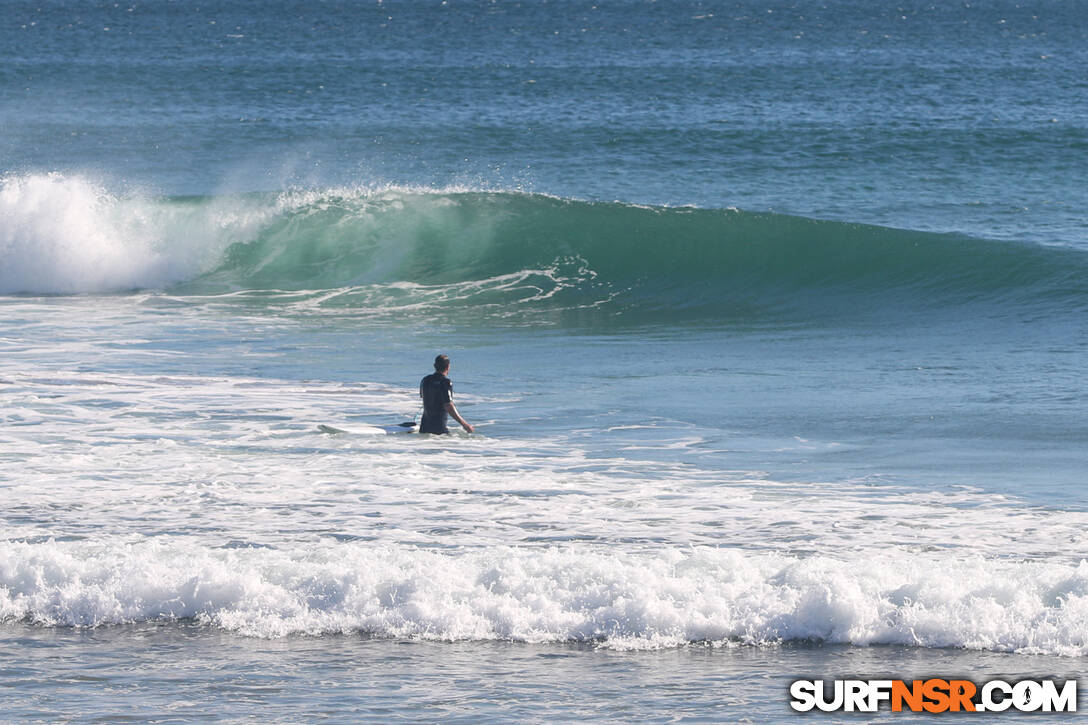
[2,0,1087,721]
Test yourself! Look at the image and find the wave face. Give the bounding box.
[3,174,1086,322]
[3,539,1088,655]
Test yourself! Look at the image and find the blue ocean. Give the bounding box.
[2,0,1086,720]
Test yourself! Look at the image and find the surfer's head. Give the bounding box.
[434,354,450,373]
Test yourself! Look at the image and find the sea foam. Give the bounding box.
[0,173,268,294]
[3,539,1087,655]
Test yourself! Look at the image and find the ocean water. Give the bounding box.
[2,0,1087,721]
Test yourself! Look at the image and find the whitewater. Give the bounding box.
[2,341,1087,650]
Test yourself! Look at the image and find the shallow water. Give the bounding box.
[2,624,1084,723]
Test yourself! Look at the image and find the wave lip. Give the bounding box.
[3,540,1088,656]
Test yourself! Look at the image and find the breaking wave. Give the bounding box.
[3,173,1086,322]
[3,539,1088,655]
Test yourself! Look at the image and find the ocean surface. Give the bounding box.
[2,0,1087,721]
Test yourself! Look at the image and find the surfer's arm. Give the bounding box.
[444,402,473,433]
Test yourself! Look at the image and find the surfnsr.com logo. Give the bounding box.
[790,679,1078,713]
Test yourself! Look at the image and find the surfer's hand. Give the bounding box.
[462,422,474,433]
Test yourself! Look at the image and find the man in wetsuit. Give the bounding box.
[419,354,473,434]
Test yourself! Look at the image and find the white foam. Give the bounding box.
[0,173,311,294]
[2,539,1087,655]
[0,174,167,293]
[2,364,1087,558]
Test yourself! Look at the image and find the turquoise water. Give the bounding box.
[2,1,1087,721]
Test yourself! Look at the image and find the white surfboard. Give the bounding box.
[317,423,416,436]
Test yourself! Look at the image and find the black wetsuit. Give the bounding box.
[419,372,453,434]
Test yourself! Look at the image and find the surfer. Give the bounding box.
[419,354,474,434]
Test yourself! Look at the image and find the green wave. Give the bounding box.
[174,190,1088,322]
